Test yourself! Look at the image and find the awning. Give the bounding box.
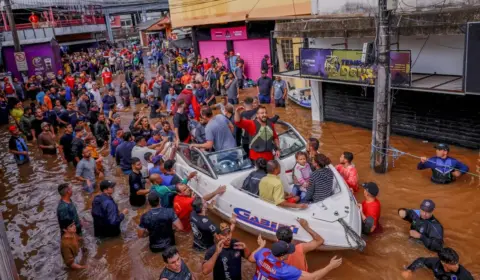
[60,39,106,46]
[136,19,160,31]
[170,37,192,49]
[1,37,53,47]
[276,70,465,95]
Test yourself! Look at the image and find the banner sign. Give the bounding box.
[300,48,411,86]
[210,26,247,41]
[14,52,28,71]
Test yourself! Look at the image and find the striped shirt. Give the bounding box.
[305,168,334,203]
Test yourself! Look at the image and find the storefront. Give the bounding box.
[1,38,62,80]
[194,21,274,80]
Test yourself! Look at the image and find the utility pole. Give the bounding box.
[4,0,21,52]
[371,0,392,173]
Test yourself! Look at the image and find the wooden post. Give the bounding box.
[4,0,20,52]
[370,0,391,173]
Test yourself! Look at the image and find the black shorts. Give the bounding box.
[275,98,285,107]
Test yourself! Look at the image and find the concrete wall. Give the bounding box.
[309,34,465,75]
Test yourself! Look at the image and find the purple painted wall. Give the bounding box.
[2,40,62,80]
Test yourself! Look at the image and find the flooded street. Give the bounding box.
[0,81,479,280]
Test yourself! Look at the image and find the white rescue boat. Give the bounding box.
[174,121,365,251]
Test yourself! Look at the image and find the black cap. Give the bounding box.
[100,180,116,191]
[420,199,435,212]
[271,241,295,257]
[434,143,449,152]
[362,182,379,197]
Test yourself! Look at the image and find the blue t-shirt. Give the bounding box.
[160,129,175,142]
[147,137,161,146]
[254,248,302,280]
[36,91,45,105]
[272,80,287,100]
[65,86,72,101]
[164,94,178,111]
[195,88,207,104]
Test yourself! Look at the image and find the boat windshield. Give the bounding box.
[205,147,254,175]
[276,123,306,159]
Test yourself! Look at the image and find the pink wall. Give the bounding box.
[199,41,227,63]
[234,39,270,80]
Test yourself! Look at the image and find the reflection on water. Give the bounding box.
[0,87,479,280]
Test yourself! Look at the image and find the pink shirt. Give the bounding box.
[336,164,359,192]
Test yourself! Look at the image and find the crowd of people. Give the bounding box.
[1,41,474,280]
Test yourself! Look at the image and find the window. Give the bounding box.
[280,39,294,65]
[177,145,213,177]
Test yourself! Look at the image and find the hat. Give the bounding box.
[434,143,449,152]
[152,155,163,165]
[219,222,231,235]
[100,180,116,191]
[420,199,435,212]
[41,122,50,128]
[8,125,17,133]
[185,84,193,90]
[362,182,379,197]
[271,241,296,257]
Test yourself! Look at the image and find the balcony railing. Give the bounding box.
[0,16,105,32]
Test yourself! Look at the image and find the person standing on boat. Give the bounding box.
[248,236,342,280]
[335,151,359,192]
[235,106,280,161]
[259,160,308,209]
[401,247,474,280]
[275,218,324,271]
[189,107,236,152]
[417,143,469,184]
[398,199,444,252]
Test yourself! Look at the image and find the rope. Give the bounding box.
[371,144,480,178]
[338,218,366,252]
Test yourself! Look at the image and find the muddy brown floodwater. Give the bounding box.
[0,77,479,280]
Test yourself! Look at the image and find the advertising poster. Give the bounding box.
[300,48,411,86]
[390,50,412,86]
[31,56,55,78]
[210,26,247,41]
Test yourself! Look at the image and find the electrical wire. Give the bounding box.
[169,0,237,15]
[411,0,447,68]
[291,0,296,18]
[246,0,262,18]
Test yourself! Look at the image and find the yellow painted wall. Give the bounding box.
[169,0,311,28]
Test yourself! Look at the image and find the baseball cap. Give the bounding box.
[420,199,435,212]
[100,180,116,191]
[362,182,379,197]
[271,241,295,257]
[8,125,17,132]
[185,84,193,90]
[152,155,163,165]
[219,222,231,235]
[434,143,449,152]
[41,122,50,128]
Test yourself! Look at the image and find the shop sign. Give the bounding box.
[300,48,411,86]
[211,26,247,41]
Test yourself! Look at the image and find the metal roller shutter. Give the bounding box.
[199,41,227,63]
[323,83,374,129]
[322,83,480,149]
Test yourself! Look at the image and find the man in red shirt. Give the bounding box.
[65,74,75,89]
[29,12,39,28]
[102,69,113,89]
[335,151,359,192]
[235,105,280,161]
[173,183,226,232]
[358,182,381,234]
[148,77,156,91]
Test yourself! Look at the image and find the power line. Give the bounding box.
[411,0,447,68]
[169,0,237,15]
[246,0,261,18]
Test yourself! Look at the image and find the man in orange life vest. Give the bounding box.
[235,105,280,161]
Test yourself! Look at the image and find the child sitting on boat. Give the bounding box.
[291,151,312,202]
